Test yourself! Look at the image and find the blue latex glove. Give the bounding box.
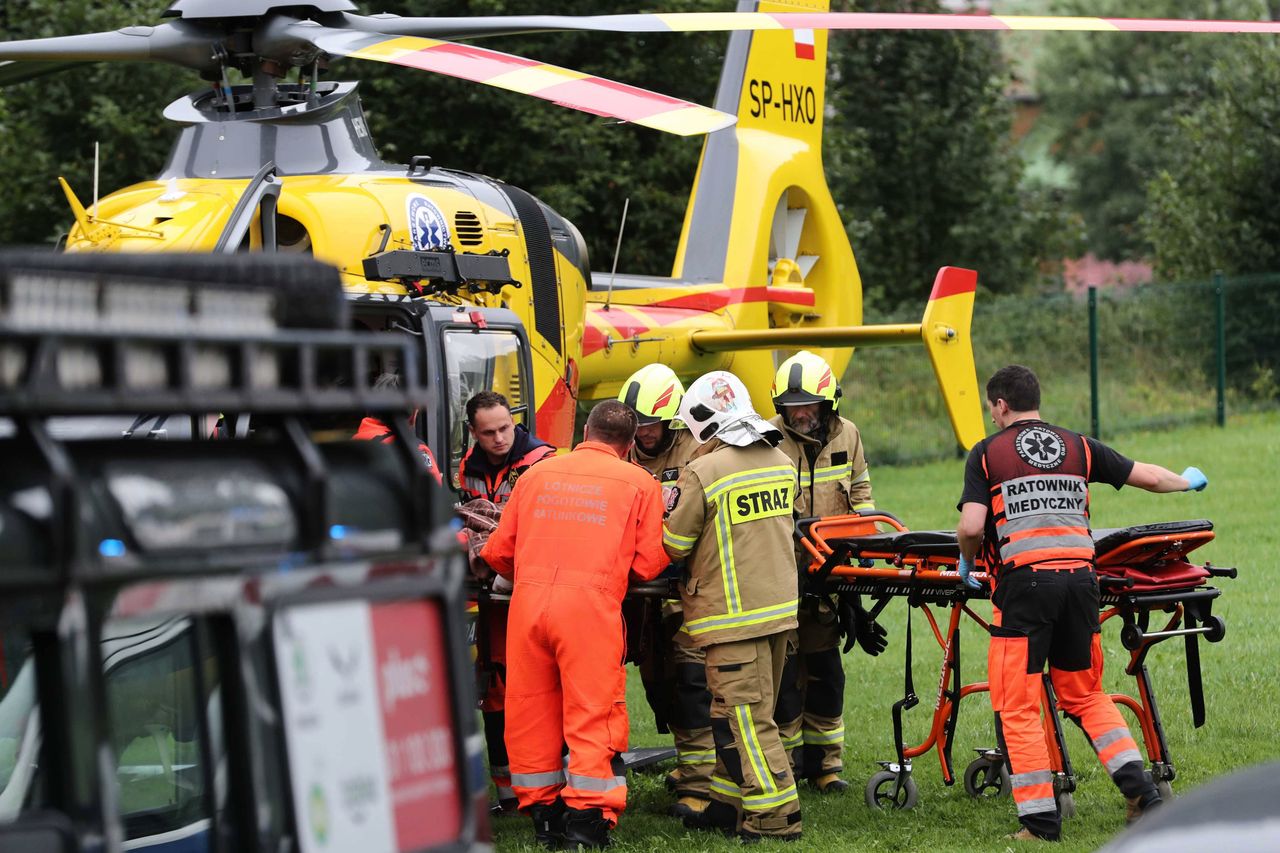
[957,554,982,590]
[1180,466,1208,492]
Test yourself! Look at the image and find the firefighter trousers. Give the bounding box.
[990,567,1155,840]
[776,598,845,780]
[702,631,802,838]
[638,601,715,800]
[504,582,629,824]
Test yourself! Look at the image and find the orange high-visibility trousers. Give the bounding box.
[990,566,1151,841]
[504,582,630,820]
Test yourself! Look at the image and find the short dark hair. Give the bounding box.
[585,400,638,449]
[987,365,1041,412]
[466,390,510,425]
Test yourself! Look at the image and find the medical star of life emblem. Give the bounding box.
[1015,426,1065,470]
[407,193,451,250]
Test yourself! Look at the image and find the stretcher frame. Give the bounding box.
[798,512,1235,811]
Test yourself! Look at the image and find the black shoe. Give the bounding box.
[1125,790,1163,825]
[490,797,520,816]
[529,801,567,850]
[562,806,612,849]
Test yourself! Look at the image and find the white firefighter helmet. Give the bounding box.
[679,370,782,447]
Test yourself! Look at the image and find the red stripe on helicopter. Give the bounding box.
[928,266,978,301]
[539,76,687,122]
[756,12,1280,34]
[649,286,815,311]
[768,12,1010,30]
[388,41,541,81]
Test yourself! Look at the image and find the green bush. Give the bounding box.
[842,277,1279,466]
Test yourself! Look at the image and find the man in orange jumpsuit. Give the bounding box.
[957,365,1207,842]
[481,400,668,849]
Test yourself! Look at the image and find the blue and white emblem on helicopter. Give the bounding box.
[407,194,451,251]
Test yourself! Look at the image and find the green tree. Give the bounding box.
[827,0,1076,310]
[0,0,194,245]
[1034,0,1273,261]
[1140,39,1280,399]
[1142,40,1280,278]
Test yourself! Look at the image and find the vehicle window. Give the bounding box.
[102,617,219,846]
[442,330,527,475]
[0,636,36,821]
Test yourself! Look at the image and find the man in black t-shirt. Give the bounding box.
[955,365,1206,842]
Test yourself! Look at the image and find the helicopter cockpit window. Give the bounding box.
[442,330,527,478]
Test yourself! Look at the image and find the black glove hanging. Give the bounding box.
[839,593,888,656]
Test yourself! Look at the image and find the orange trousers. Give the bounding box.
[990,567,1150,840]
[504,581,629,823]
[475,598,513,802]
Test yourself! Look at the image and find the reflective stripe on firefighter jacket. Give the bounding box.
[980,422,1095,574]
[630,428,698,516]
[352,416,443,486]
[769,412,873,518]
[661,439,800,647]
[458,424,556,506]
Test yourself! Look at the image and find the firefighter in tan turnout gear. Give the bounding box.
[662,371,803,842]
[770,351,888,794]
[616,365,713,821]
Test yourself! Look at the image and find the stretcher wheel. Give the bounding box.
[1157,780,1174,801]
[1120,623,1144,651]
[962,757,1010,798]
[1057,791,1076,820]
[865,770,919,810]
[1204,615,1227,643]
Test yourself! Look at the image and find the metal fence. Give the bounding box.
[841,274,1280,467]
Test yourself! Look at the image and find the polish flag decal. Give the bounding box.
[794,29,815,60]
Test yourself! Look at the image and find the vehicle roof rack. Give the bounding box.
[0,253,450,588]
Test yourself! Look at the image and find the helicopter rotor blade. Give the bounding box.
[0,60,82,88]
[339,11,1280,40]
[277,20,735,137]
[0,22,223,76]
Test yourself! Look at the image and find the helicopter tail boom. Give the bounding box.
[686,267,984,450]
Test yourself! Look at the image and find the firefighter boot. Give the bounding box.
[668,795,709,820]
[562,807,612,849]
[683,798,739,837]
[812,772,849,794]
[528,801,566,850]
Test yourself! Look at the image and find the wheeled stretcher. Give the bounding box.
[797,512,1236,812]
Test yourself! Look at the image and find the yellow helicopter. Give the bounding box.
[3,2,1273,476]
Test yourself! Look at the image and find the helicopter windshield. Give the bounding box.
[443,330,528,478]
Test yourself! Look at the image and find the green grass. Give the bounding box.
[493,411,1280,851]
